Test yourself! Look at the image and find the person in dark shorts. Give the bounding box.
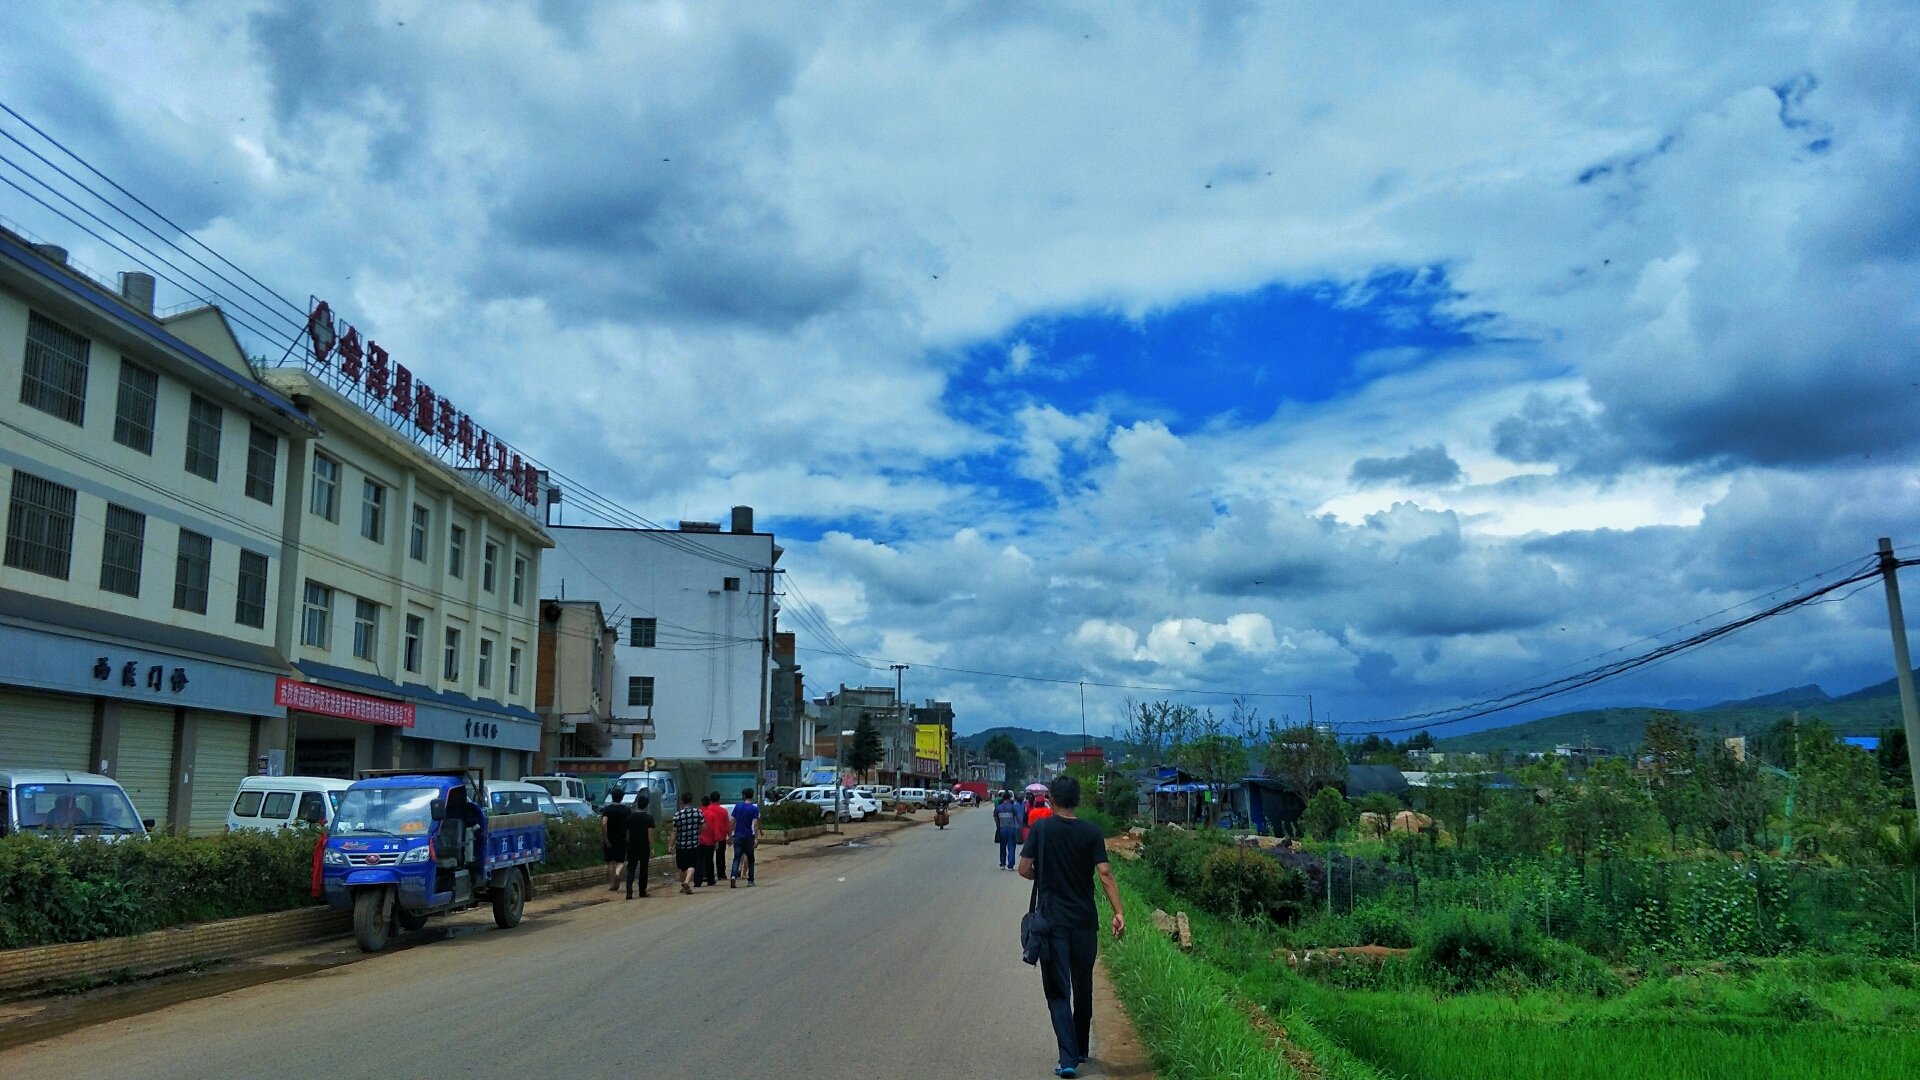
[600,789,632,892]
[672,791,704,894]
[624,791,655,899]
[730,787,761,887]
[1019,774,1125,1079]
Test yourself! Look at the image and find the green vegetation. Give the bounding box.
[761,800,826,830]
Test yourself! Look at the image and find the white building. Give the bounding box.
[0,231,313,833]
[540,510,777,797]
[259,329,553,780]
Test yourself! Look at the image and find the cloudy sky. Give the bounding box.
[4,1,1918,739]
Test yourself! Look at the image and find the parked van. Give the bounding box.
[605,770,679,815]
[485,779,563,817]
[0,769,150,840]
[520,775,589,802]
[894,787,930,807]
[227,776,351,832]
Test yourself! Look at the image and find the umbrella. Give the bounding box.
[1025,782,1050,794]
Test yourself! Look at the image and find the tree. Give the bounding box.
[1264,723,1346,808]
[983,733,1024,784]
[847,717,884,776]
[1694,740,1774,851]
[1552,758,1658,857]
[1642,711,1702,850]
[1122,699,1200,766]
[1355,791,1400,840]
[1794,721,1899,861]
[1303,785,1351,841]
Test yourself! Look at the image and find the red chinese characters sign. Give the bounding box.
[306,299,541,508]
[275,677,415,728]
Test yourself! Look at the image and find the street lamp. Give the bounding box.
[835,728,856,834]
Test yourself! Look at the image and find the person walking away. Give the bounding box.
[1019,775,1124,1079]
[701,792,731,887]
[1027,793,1054,833]
[624,791,655,899]
[672,792,704,894]
[1016,792,1032,845]
[600,790,633,892]
[730,787,760,887]
[993,791,1020,870]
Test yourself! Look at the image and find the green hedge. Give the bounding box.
[763,801,826,830]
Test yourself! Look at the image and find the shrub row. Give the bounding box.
[762,800,826,830]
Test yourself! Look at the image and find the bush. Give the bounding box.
[1195,847,1293,920]
[1416,909,1552,987]
[1099,774,1140,821]
[1079,807,1123,837]
[1143,826,1231,894]
[763,801,826,829]
[543,815,607,871]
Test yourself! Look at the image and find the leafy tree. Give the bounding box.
[1471,789,1554,855]
[1121,698,1200,766]
[1642,711,1702,850]
[1099,772,1140,821]
[983,733,1024,784]
[1552,758,1658,857]
[1415,772,1492,849]
[1877,727,1912,805]
[1794,722,1899,861]
[1264,723,1346,808]
[1303,785,1351,841]
[847,717,884,776]
[1694,740,1775,851]
[1355,792,1400,840]
[1404,730,1436,752]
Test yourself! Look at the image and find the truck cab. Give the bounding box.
[321,768,545,952]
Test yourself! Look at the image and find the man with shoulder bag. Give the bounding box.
[1018,774,1125,1079]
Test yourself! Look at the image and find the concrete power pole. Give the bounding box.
[1876,538,1920,824]
[756,567,778,791]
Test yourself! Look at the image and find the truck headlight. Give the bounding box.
[322,849,348,866]
[400,845,433,864]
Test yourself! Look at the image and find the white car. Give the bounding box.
[784,786,880,822]
[1,769,150,840]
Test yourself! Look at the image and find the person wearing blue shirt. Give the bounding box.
[729,788,761,887]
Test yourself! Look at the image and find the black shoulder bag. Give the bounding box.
[1019,820,1050,964]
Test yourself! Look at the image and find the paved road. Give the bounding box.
[0,809,1150,1079]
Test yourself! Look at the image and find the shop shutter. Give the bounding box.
[0,691,95,772]
[115,705,177,830]
[188,714,254,835]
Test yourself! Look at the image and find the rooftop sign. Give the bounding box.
[304,298,540,513]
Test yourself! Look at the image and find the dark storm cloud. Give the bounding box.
[1349,443,1463,487]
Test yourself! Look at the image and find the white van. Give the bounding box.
[520,775,589,802]
[894,787,930,807]
[0,769,150,840]
[227,776,351,832]
[605,770,678,816]
[485,779,562,817]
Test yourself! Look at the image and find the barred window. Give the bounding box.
[98,504,146,597]
[627,675,654,708]
[630,618,656,648]
[172,528,212,613]
[235,550,269,628]
[184,395,223,480]
[244,425,277,503]
[19,312,89,425]
[3,471,77,579]
[113,360,158,453]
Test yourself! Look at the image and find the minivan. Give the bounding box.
[894,787,930,807]
[0,769,150,840]
[520,775,589,802]
[227,776,351,832]
[485,779,563,817]
[605,770,678,815]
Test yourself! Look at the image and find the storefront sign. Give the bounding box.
[92,655,191,694]
[275,678,414,727]
[0,624,281,715]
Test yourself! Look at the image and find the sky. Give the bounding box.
[2,1,1917,741]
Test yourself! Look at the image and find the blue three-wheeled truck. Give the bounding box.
[321,768,545,952]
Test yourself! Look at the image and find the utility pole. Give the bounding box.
[891,662,909,783]
[1877,538,1920,823]
[756,567,779,790]
[1079,681,1087,748]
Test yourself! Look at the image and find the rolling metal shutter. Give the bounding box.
[115,705,177,830]
[0,690,95,772]
[188,714,254,835]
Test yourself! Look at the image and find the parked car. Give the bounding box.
[550,796,598,820]
[485,779,562,818]
[520,775,590,802]
[953,790,978,806]
[782,785,879,822]
[0,769,150,840]
[227,775,350,832]
[894,787,930,807]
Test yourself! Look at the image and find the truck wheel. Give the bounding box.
[353,888,391,953]
[492,868,526,929]
[395,906,427,931]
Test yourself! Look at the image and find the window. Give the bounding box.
[352,598,380,661]
[482,542,498,592]
[184,395,222,480]
[443,626,462,680]
[627,676,654,708]
[511,557,527,605]
[232,791,264,817]
[477,637,494,688]
[448,525,465,578]
[301,581,333,648]
[172,528,212,613]
[98,504,146,597]
[408,504,429,561]
[508,646,522,695]
[235,550,269,628]
[244,425,277,503]
[260,792,295,819]
[723,576,741,591]
[295,792,328,825]
[113,360,158,453]
[630,618,656,648]
[19,312,89,425]
[361,480,386,542]
[310,453,340,521]
[4,472,77,579]
[404,614,424,674]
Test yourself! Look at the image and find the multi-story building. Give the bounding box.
[767,630,811,785]
[912,698,956,781]
[540,508,778,797]
[0,231,313,833]
[532,598,623,776]
[258,314,552,780]
[816,684,914,784]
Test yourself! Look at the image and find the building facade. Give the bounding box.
[767,630,811,785]
[0,231,313,833]
[532,598,623,776]
[540,510,778,797]
[258,365,551,780]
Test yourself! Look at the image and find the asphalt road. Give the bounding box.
[0,809,1151,1080]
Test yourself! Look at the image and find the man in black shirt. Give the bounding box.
[1019,774,1125,1079]
[600,790,632,892]
[624,791,655,899]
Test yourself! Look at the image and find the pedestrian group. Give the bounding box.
[599,787,761,899]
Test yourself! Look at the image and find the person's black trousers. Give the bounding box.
[1039,924,1098,1070]
[624,850,649,896]
[713,839,728,885]
[696,843,716,885]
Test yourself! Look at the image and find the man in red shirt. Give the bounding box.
[698,793,732,888]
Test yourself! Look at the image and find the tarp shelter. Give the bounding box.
[1345,765,1410,799]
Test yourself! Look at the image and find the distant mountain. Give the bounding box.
[954,726,1130,759]
[1835,668,1920,703]
[1709,684,1833,710]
